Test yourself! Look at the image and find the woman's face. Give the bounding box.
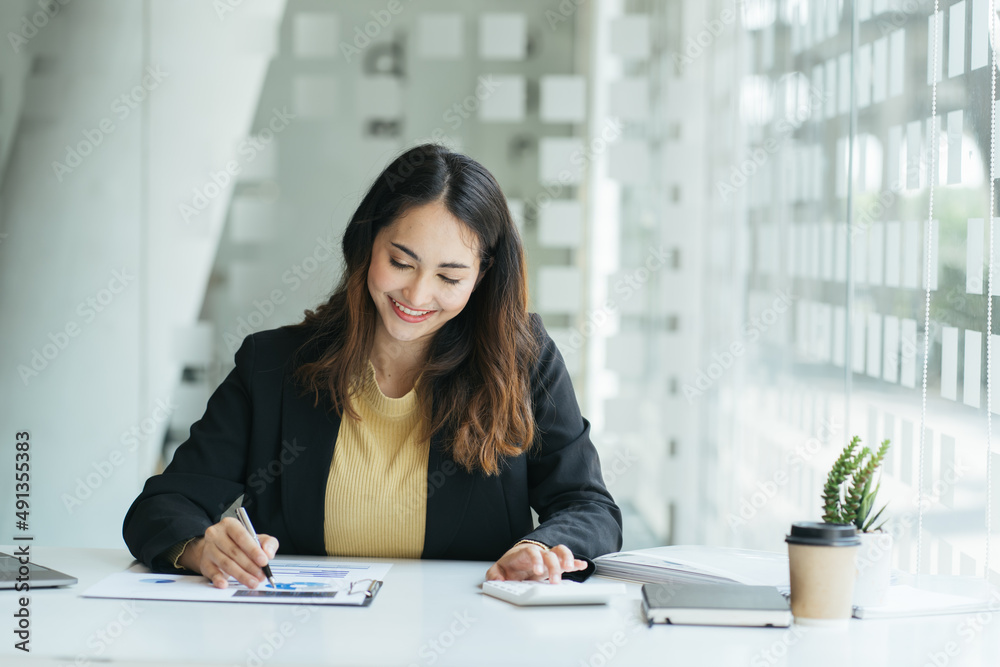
[367,199,481,353]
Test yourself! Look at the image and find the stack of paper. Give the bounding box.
[595,546,790,592]
[853,575,1000,619]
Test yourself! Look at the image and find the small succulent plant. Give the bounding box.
[822,436,891,532]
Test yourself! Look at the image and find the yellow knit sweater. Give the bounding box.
[323,360,429,558]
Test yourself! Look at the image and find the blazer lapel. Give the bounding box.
[422,430,477,558]
[275,340,477,560]
[279,367,341,556]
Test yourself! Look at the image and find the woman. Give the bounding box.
[123,144,622,589]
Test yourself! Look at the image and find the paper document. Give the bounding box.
[83,558,391,606]
[595,546,790,591]
[853,575,1000,619]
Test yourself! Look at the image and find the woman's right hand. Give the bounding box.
[177,517,279,589]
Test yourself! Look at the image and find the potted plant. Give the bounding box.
[821,436,892,607]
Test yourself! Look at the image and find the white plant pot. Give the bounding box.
[853,531,893,607]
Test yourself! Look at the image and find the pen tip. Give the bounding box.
[268,576,277,588]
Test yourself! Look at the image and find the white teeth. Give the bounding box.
[392,298,432,317]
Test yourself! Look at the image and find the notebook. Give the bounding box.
[642,582,791,627]
[0,552,78,589]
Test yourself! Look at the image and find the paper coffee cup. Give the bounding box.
[785,522,860,627]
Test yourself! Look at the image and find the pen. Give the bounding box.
[236,506,276,588]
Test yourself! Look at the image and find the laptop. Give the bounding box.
[0,552,78,589]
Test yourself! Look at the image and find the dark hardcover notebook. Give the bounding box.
[642,583,791,627]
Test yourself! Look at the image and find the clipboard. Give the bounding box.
[233,578,384,606]
[82,560,391,607]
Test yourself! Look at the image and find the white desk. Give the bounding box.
[2,546,999,666]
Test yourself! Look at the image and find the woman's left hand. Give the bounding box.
[485,542,588,584]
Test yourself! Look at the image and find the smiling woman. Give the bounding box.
[122,143,622,590]
[365,200,483,394]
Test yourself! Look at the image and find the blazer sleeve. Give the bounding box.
[517,314,623,576]
[122,335,257,571]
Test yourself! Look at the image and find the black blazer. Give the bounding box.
[122,314,622,580]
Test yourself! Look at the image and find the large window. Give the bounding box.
[596,0,998,580]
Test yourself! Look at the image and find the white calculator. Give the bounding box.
[482,579,626,606]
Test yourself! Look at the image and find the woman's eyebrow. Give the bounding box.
[390,242,472,269]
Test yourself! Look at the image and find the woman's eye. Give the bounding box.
[439,276,460,285]
[389,258,409,270]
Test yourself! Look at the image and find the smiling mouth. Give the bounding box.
[390,297,435,318]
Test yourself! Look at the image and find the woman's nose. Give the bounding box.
[402,272,434,309]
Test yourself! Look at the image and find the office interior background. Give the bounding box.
[0,0,997,584]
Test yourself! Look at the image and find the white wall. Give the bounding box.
[0,0,284,548]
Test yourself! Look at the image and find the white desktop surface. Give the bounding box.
[2,546,998,666]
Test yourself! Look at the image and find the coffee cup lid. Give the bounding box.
[785,521,861,546]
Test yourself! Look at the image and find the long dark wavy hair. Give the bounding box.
[285,144,540,475]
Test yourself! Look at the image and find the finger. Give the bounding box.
[549,545,576,571]
[503,546,542,581]
[258,535,279,560]
[485,563,504,581]
[220,521,272,576]
[207,547,261,588]
[223,519,270,569]
[203,538,263,588]
[218,535,266,580]
[529,546,546,577]
[200,561,231,590]
[542,550,563,584]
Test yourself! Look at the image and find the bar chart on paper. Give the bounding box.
[83,559,392,606]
